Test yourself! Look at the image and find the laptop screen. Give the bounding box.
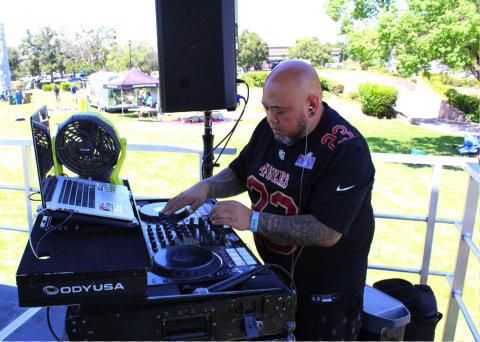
[30,106,54,207]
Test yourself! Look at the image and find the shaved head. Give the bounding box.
[262,60,324,145]
[266,60,323,104]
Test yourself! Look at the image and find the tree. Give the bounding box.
[237,30,269,71]
[7,47,21,80]
[326,0,480,80]
[70,26,117,72]
[20,27,64,81]
[345,25,380,68]
[287,37,333,68]
[105,41,158,73]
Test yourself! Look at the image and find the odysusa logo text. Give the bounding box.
[43,283,125,295]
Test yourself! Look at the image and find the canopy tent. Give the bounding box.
[102,68,160,116]
[103,67,159,90]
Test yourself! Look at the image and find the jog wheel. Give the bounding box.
[139,202,190,224]
[152,245,222,279]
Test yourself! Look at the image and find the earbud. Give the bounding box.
[309,105,314,117]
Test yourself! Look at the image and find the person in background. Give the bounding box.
[71,83,78,103]
[137,91,145,106]
[160,60,376,340]
[54,85,60,102]
[145,92,152,107]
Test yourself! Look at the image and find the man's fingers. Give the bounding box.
[160,196,184,215]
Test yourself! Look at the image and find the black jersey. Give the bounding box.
[229,102,375,293]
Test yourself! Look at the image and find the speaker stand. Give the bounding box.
[202,110,216,179]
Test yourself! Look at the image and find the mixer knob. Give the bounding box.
[195,228,200,240]
[160,240,166,248]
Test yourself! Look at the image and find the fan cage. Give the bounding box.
[55,114,121,182]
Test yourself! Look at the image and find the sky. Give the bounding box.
[0,0,342,48]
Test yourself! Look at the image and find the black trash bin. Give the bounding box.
[359,285,411,341]
[7,94,15,105]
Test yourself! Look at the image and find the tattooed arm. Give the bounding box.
[201,167,246,198]
[161,167,245,215]
[258,212,342,247]
[210,201,342,247]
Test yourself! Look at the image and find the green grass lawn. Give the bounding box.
[0,87,477,341]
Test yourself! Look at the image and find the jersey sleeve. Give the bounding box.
[308,140,375,235]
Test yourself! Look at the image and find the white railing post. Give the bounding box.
[21,145,34,230]
[420,162,442,284]
[443,162,480,341]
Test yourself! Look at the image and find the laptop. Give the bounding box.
[30,106,138,227]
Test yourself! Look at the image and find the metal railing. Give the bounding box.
[0,139,478,341]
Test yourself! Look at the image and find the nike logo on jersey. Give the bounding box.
[336,185,355,191]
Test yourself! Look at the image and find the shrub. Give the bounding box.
[319,76,344,95]
[358,83,399,119]
[241,71,270,88]
[60,82,71,92]
[424,72,480,89]
[347,91,360,101]
[446,88,479,123]
[42,84,52,92]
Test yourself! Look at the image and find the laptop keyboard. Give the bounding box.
[44,176,58,202]
[59,179,96,208]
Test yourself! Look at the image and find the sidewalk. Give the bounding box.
[397,76,479,136]
[409,118,480,136]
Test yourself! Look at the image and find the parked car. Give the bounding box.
[20,75,39,82]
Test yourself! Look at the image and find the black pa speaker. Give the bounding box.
[155,0,237,113]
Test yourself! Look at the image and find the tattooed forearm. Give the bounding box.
[202,167,246,198]
[258,212,342,247]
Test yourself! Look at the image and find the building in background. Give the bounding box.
[262,46,289,70]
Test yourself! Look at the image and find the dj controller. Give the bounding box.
[16,197,296,340]
[137,198,268,293]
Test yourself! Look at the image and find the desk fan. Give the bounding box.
[53,112,126,185]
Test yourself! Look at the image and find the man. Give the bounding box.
[54,85,60,102]
[161,60,375,340]
[71,83,78,103]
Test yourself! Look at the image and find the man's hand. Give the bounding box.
[160,182,210,215]
[160,167,246,216]
[209,200,252,231]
